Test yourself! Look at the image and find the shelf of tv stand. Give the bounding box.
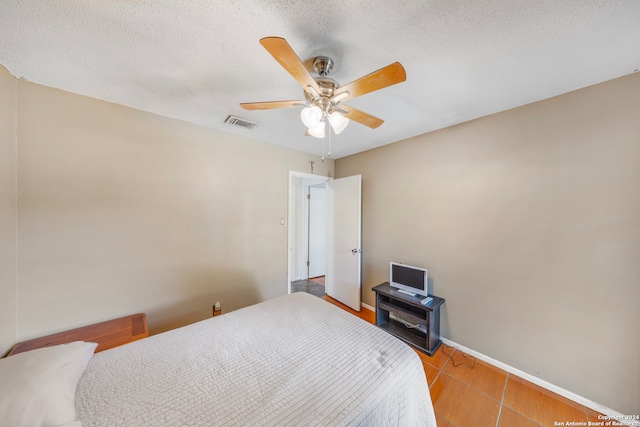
[373,282,445,356]
[377,300,427,327]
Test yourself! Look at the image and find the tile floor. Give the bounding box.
[321,294,608,427]
[291,278,326,298]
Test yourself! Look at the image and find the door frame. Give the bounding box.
[287,171,330,294]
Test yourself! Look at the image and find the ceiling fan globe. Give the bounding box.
[329,111,349,134]
[308,121,326,138]
[301,105,323,128]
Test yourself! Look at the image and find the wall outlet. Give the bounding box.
[213,301,221,316]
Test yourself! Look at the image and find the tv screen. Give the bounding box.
[390,262,428,297]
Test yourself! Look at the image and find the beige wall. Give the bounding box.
[336,73,640,414]
[0,66,17,355]
[9,78,332,342]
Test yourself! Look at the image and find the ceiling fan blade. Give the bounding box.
[340,105,384,129]
[260,37,321,95]
[240,100,306,110]
[333,62,406,102]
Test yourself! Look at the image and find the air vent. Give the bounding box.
[224,115,258,129]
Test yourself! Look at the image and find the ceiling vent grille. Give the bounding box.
[224,115,258,129]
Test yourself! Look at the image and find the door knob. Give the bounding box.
[351,248,361,254]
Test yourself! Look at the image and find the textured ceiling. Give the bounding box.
[1,1,639,158]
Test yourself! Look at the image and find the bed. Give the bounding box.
[1,292,436,427]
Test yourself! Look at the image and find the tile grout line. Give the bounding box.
[495,372,510,427]
[430,354,505,427]
[499,373,546,427]
[439,346,509,404]
[500,373,546,427]
[441,347,574,427]
[425,347,453,390]
[436,369,502,402]
[436,352,458,427]
[438,351,544,427]
[583,404,590,424]
[434,352,505,404]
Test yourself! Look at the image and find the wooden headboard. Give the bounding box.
[6,313,148,357]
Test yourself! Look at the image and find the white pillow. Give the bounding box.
[0,341,97,427]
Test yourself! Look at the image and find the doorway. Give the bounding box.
[287,171,362,311]
[287,171,329,295]
[307,184,326,279]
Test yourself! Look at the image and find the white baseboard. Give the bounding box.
[440,338,639,426]
[361,302,374,312]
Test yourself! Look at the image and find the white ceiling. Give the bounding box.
[1,1,639,159]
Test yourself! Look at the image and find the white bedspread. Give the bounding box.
[76,292,436,426]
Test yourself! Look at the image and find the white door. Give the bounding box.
[325,175,362,311]
[308,185,326,278]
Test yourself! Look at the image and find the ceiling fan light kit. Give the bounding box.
[240,36,407,144]
[300,105,349,137]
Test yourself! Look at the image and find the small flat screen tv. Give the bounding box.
[390,262,428,297]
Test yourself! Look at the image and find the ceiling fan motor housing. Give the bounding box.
[305,75,340,114]
[313,56,334,77]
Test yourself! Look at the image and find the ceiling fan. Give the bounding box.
[240,37,406,138]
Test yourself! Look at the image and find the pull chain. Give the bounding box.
[327,121,332,159]
[321,120,332,161]
[321,124,326,162]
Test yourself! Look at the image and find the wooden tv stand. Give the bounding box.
[373,282,445,355]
